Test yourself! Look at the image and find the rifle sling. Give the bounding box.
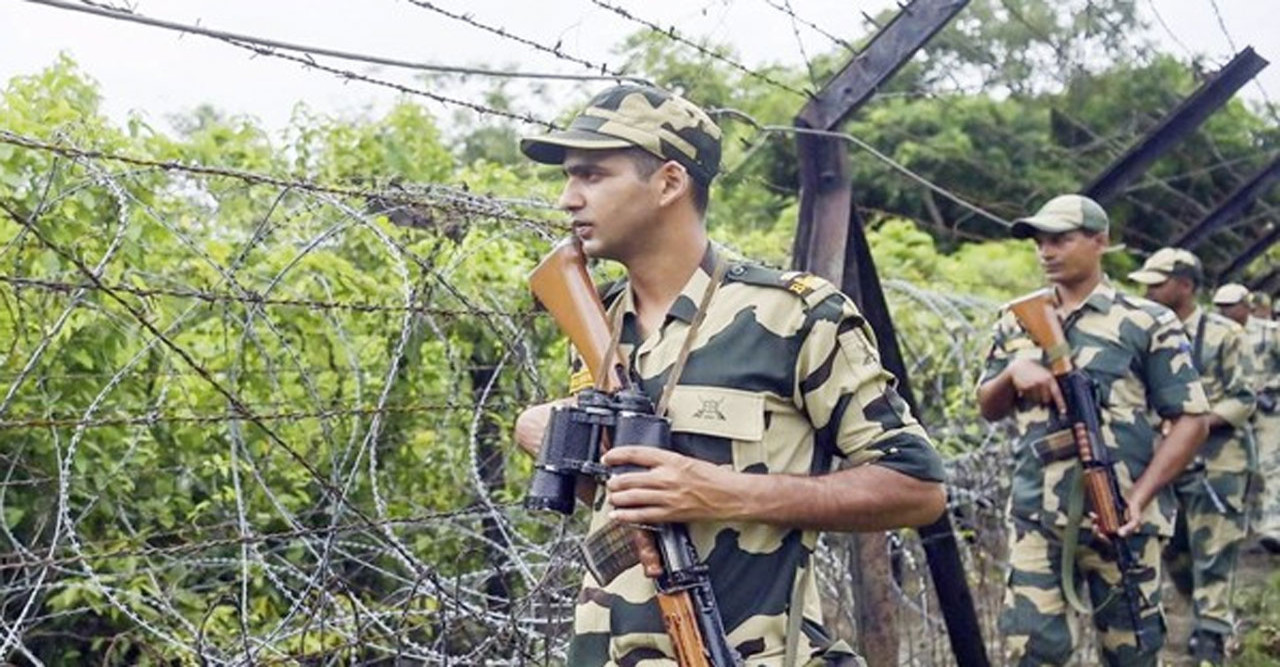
[656,256,728,418]
[1060,464,1122,616]
[1191,311,1207,376]
[1061,464,1092,615]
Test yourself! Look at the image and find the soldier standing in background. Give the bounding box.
[977,195,1209,666]
[1215,284,1280,554]
[1128,249,1255,666]
[513,84,947,666]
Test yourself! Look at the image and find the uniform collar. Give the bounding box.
[619,242,720,325]
[1181,305,1204,330]
[1055,278,1116,316]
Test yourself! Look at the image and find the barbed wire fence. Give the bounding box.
[0,122,1032,665]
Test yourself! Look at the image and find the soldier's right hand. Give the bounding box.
[1006,358,1067,413]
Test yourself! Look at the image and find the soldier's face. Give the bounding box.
[558,149,662,261]
[1218,302,1250,325]
[1143,279,1176,307]
[1032,230,1105,285]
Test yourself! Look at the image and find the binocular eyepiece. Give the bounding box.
[525,386,672,515]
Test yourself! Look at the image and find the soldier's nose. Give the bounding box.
[558,185,583,211]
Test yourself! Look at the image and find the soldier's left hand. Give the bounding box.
[602,447,742,524]
[1115,489,1153,538]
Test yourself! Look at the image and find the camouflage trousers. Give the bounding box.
[1000,516,1165,667]
[1164,469,1249,637]
[1254,411,1280,540]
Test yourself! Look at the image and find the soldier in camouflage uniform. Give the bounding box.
[977,196,1210,667]
[1215,284,1280,554]
[514,84,947,666]
[1128,249,1255,665]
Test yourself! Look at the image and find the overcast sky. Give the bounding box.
[1,0,1274,136]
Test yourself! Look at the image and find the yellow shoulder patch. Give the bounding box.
[569,367,594,395]
[778,271,826,298]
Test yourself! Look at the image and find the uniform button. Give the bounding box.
[729,265,746,276]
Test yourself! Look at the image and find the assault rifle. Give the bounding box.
[527,237,740,667]
[1008,290,1155,651]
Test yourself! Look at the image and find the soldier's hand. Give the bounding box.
[601,447,740,525]
[1006,358,1066,413]
[1115,487,1153,538]
[514,397,574,456]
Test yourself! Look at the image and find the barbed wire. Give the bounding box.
[398,0,645,84]
[587,0,814,99]
[30,0,642,86]
[54,0,565,130]
[0,403,497,430]
[0,129,566,232]
[0,274,520,318]
[759,0,858,54]
[708,107,1014,227]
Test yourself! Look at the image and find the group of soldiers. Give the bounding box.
[981,198,1280,666]
[1135,253,1280,663]
[513,83,1279,666]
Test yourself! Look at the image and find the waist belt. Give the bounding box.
[1034,429,1077,464]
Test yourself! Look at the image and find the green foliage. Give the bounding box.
[1234,569,1280,665]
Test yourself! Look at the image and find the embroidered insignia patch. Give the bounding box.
[691,396,726,420]
[779,271,824,298]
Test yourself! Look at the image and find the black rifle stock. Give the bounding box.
[529,237,739,667]
[1008,290,1154,650]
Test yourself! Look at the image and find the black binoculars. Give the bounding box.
[525,386,671,515]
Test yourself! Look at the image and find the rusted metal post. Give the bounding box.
[791,2,985,665]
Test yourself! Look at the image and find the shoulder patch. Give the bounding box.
[777,271,828,298]
[725,263,842,309]
[1116,292,1170,325]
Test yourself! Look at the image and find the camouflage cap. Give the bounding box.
[520,84,722,185]
[1127,247,1203,285]
[1010,194,1109,239]
[1212,283,1250,305]
[1250,291,1272,310]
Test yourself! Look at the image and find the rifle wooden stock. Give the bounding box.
[528,237,717,667]
[529,237,623,393]
[1007,290,1073,376]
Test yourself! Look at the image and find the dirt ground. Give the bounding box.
[1160,539,1280,665]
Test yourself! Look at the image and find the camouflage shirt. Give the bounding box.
[1179,307,1254,472]
[568,244,944,666]
[978,280,1209,536]
[1245,317,1280,396]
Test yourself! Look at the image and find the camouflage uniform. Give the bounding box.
[564,245,944,666]
[1159,307,1255,641]
[1245,315,1280,541]
[980,281,1209,666]
[521,86,944,666]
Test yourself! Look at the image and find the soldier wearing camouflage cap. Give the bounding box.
[1129,249,1255,665]
[515,84,946,666]
[978,197,1210,666]
[1216,284,1280,555]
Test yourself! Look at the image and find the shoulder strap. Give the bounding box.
[1192,312,1208,375]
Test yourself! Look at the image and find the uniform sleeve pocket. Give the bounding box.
[665,385,765,441]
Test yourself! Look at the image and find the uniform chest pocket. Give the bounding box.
[665,386,765,468]
[1076,347,1136,409]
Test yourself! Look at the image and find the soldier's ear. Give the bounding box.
[655,161,692,208]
